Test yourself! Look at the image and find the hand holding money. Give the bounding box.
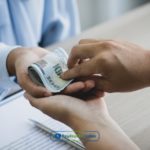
[28,47,96,96]
[8,46,95,97]
[28,48,73,93]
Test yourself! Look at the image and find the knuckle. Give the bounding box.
[96,49,116,66]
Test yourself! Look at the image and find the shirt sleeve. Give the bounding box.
[39,0,80,47]
[0,43,22,100]
[0,43,20,80]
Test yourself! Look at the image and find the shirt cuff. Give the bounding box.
[0,44,20,79]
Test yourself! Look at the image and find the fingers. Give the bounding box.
[83,80,95,92]
[68,43,99,68]
[78,75,110,93]
[62,59,97,80]
[63,80,95,94]
[68,39,116,69]
[63,81,85,94]
[19,73,52,97]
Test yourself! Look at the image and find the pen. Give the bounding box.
[29,119,85,150]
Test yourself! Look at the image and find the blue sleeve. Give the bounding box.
[0,43,20,80]
[0,43,21,100]
[39,0,80,47]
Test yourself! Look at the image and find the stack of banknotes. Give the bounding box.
[28,47,72,93]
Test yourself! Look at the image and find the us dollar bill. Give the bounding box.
[28,47,72,93]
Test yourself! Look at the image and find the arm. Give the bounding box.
[25,93,139,150]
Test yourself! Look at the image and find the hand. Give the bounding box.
[25,92,139,150]
[61,39,150,92]
[7,47,52,97]
[6,47,95,97]
[25,91,107,126]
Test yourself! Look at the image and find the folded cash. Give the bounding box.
[28,47,72,93]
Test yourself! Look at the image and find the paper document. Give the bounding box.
[1,126,75,150]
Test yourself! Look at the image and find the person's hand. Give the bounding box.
[25,92,139,150]
[61,39,150,92]
[6,47,95,97]
[7,47,51,97]
[25,91,107,126]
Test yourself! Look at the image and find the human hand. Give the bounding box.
[62,39,150,92]
[25,91,138,150]
[7,47,52,97]
[25,91,107,126]
[6,47,95,97]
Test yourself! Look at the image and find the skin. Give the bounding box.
[6,47,95,97]
[25,93,139,150]
[61,39,150,92]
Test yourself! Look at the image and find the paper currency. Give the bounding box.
[28,47,72,93]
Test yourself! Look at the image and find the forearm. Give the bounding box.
[67,115,139,150]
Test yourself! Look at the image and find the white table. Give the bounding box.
[48,3,150,149]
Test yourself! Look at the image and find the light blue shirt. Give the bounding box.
[0,0,80,99]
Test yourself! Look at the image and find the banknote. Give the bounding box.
[28,47,72,93]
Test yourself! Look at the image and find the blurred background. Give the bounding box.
[77,0,150,31]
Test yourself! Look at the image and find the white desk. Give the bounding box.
[48,3,150,150]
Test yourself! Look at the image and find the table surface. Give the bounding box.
[48,3,150,149]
